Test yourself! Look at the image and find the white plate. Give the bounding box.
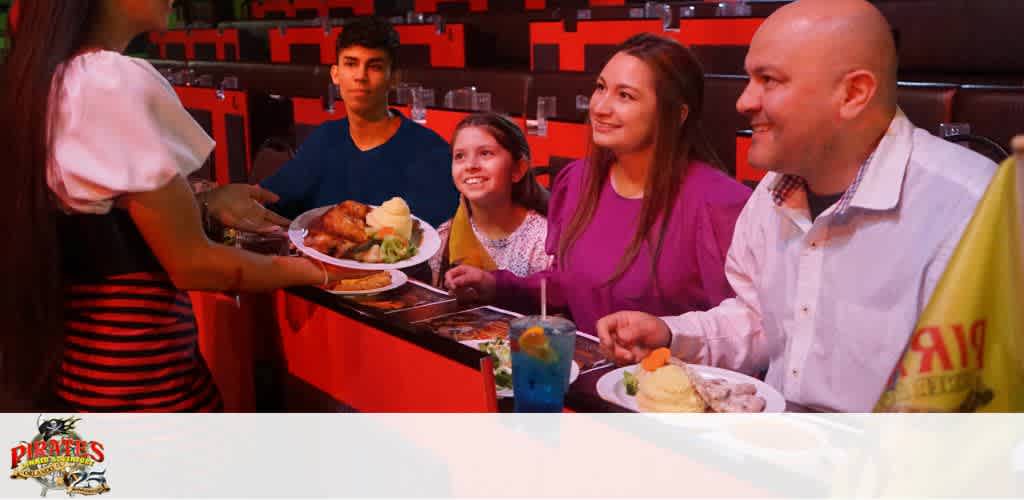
[462,339,580,399]
[289,205,442,271]
[596,364,785,413]
[322,269,408,296]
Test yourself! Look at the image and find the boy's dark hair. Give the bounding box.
[336,17,401,69]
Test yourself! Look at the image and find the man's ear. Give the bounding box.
[680,104,690,127]
[839,69,878,120]
[330,63,340,86]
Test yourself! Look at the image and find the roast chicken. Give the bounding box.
[304,201,371,258]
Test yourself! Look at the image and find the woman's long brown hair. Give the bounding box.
[557,33,723,294]
[0,0,98,409]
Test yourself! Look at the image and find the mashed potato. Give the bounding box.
[636,364,706,413]
[366,197,413,240]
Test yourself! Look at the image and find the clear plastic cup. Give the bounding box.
[536,96,557,137]
[510,316,576,412]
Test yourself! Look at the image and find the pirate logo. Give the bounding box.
[10,415,110,496]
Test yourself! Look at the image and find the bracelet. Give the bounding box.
[316,261,328,288]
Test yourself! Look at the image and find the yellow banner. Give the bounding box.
[876,158,1024,411]
[10,462,64,479]
[71,484,110,496]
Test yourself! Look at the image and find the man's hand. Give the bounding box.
[596,311,672,365]
[201,184,291,233]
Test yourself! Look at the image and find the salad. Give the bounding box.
[478,339,512,391]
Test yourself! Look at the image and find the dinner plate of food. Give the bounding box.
[289,197,442,270]
[462,339,580,399]
[322,269,407,295]
[595,348,785,413]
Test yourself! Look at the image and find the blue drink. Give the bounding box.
[510,316,576,412]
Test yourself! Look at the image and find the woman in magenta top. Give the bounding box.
[446,34,751,335]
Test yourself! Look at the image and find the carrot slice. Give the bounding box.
[376,227,396,238]
[641,347,671,372]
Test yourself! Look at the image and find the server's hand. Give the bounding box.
[200,184,290,233]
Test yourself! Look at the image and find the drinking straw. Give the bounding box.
[541,278,547,320]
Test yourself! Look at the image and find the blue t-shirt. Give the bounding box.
[261,114,458,227]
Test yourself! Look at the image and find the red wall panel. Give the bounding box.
[251,0,374,18]
[149,29,241,61]
[529,18,762,71]
[174,86,252,185]
[269,24,466,67]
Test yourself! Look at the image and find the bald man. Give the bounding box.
[596,0,998,412]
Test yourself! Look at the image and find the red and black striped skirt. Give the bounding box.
[57,273,223,412]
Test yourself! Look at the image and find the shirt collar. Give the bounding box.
[764,109,914,215]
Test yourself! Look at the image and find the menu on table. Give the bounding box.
[347,281,454,314]
[346,280,605,371]
[412,306,520,342]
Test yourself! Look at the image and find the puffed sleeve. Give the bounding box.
[48,52,215,213]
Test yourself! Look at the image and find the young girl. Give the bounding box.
[445,35,752,336]
[429,113,551,287]
[0,0,359,411]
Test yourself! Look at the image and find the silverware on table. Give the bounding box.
[579,360,614,376]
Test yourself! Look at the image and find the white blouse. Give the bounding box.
[48,51,215,214]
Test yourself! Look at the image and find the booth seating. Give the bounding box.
[703,74,750,174]
[398,67,532,117]
[529,17,763,72]
[527,71,596,122]
[148,28,268,62]
[188,60,332,98]
[895,82,957,136]
[183,61,334,181]
[416,0,488,12]
[441,9,557,69]
[147,58,189,73]
[173,86,253,184]
[151,61,300,185]
[292,96,344,140]
[952,85,1024,155]
[415,0,549,12]
[151,58,1022,190]
[878,1,1024,82]
[269,23,470,67]
[249,0,373,19]
[526,121,589,185]
[733,131,756,188]
[547,1,785,22]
